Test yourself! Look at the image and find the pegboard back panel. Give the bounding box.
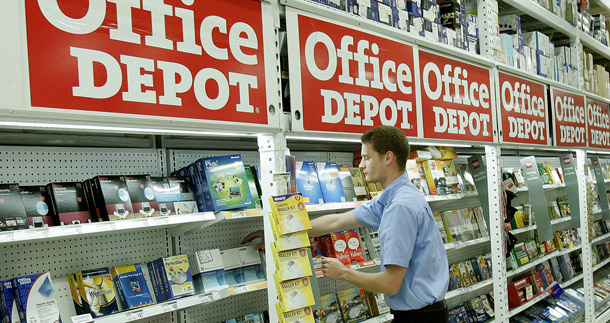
[0,146,162,185]
[169,150,261,173]
[329,152,355,166]
[182,289,268,322]
[290,152,331,163]
[176,217,264,255]
[501,156,562,169]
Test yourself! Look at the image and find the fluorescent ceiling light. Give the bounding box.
[286,135,361,143]
[0,121,257,137]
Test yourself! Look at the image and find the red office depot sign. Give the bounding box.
[551,88,586,146]
[25,0,268,124]
[498,72,548,145]
[291,13,418,135]
[419,51,494,142]
[586,97,610,149]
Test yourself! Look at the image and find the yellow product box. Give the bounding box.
[439,149,458,160]
[273,230,311,252]
[269,193,312,235]
[409,150,432,162]
[275,275,315,312]
[273,246,313,281]
[277,304,315,323]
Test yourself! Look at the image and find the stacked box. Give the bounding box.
[47,182,92,225]
[20,186,55,228]
[111,264,155,310]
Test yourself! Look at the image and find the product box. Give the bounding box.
[47,182,92,225]
[2,280,22,323]
[338,167,358,202]
[244,166,263,209]
[13,273,62,323]
[269,193,312,235]
[348,168,368,200]
[167,177,198,215]
[190,249,229,293]
[68,273,86,315]
[273,231,311,252]
[344,230,365,263]
[320,232,351,264]
[111,264,155,310]
[0,184,28,231]
[188,162,208,212]
[125,175,161,218]
[196,154,254,211]
[315,293,342,323]
[316,163,346,203]
[242,264,265,284]
[422,160,443,195]
[279,305,315,323]
[406,160,430,196]
[337,287,368,322]
[276,276,315,312]
[75,268,119,317]
[154,255,195,300]
[83,179,103,222]
[295,161,325,205]
[93,176,135,221]
[274,247,313,281]
[238,246,262,267]
[221,248,244,286]
[20,185,56,228]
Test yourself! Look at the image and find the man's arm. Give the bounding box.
[321,257,406,294]
[309,210,361,237]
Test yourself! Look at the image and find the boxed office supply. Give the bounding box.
[238,246,262,267]
[195,155,254,211]
[75,268,119,317]
[47,182,92,225]
[2,280,21,323]
[20,185,55,228]
[125,175,160,218]
[152,255,195,300]
[316,162,346,203]
[0,184,28,231]
[93,176,135,221]
[111,264,154,310]
[167,176,198,215]
[274,231,311,252]
[191,249,229,293]
[244,166,262,209]
[337,287,369,322]
[221,248,243,286]
[273,247,313,281]
[320,232,351,264]
[338,167,357,202]
[269,193,312,235]
[345,229,365,262]
[295,162,325,205]
[276,276,315,312]
[315,293,343,323]
[279,305,315,323]
[13,272,62,323]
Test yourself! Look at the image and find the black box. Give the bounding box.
[125,175,160,218]
[47,182,92,225]
[0,184,28,231]
[83,179,103,222]
[151,177,198,215]
[19,185,56,228]
[439,0,461,29]
[93,176,135,221]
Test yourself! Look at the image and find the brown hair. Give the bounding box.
[361,126,410,172]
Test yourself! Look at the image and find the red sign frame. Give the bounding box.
[586,97,610,149]
[551,88,586,147]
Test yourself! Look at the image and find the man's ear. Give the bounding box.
[385,151,394,166]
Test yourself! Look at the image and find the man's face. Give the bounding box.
[359,142,385,183]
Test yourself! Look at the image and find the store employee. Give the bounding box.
[309,126,449,322]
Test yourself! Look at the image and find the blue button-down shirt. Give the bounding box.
[354,174,449,311]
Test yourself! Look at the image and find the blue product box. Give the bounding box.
[111,264,155,310]
[2,280,21,323]
[295,161,325,205]
[225,268,246,286]
[316,162,346,203]
[152,258,169,302]
[407,0,421,16]
[347,0,360,14]
[194,270,229,293]
[146,261,162,303]
[13,273,62,323]
[156,255,195,300]
[243,265,265,283]
[189,163,209,212]
[196,155,254,212]
[369,0,381,22]
[466,14,478,37]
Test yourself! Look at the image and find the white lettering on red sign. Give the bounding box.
[587,99,610,147]
[563,158,570,165]
[472,160,480,169]
[552,89,586,146]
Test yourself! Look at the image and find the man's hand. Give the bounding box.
[321,257,347,280]
[242,230,265,250]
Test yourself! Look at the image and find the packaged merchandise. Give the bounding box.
[166,176,198,215]
[195,154,254,211]
[320,232,351,264]
[295,161,325,205]
[2,280,21,323]
[125,175,161,217]
[274,230,311,252]
[221,248,244,286]
[269,193,312,235]
[244,166,263,209]
[75,268,119,317]
[0,184,28,231]
[347,168,368,201]
[273,247,313,281]
[276,276,315,312]
[187,163,208,212]
[279,305,315,323]
[242,264,265,284]
[92,176,135,221]
[406,160,430,195]
[191,249,229,293]
[68,274,86,315]
[151,255,195,300]
[337,287,368,322]
[47,182,92,225]
[344,230,365,263]
[83,179,103,222]
[19,185,55,228]
[338,167,358,202]
[111,264,155,310]
[315,293,343,323]
[13,273,62,323]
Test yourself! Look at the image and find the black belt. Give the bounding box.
[391,299,447,314]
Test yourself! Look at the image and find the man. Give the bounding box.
[309,126,449,321]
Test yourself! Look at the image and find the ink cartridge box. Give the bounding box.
[295,162,325,205]
[93,176,135,221]
[196,154,254,211]
[19,185,55,228]
[316,162,346,203]
[191,249,229,293]
[155,255,195,300]
[111,264,155,310]
[47,182,92,225]
[13,273,62,323]
[125,175,161,218]
[2,280,22,323]
[0,184,28,231]
[75,268,119,317]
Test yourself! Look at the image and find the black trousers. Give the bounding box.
[390,300,448,322]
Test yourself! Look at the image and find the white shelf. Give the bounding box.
[170,209,263,235]
[516,183,565,192]
[0,212,216,244]
[508,282,558,317]
[509,217,572,235]
[92,288,231,322]
[507,246,582,278]
[426,192,479,202]
[502,0,575,34]
[597,301,610,323]
[360,313,394,323]
[592,232,610,245]
[445,237,490,251]
[593,256,610,273]
[561,274,584,288]
[306,201,364,213]
[446,280,494,301]
[579,30,610,62]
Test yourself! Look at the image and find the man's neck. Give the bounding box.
[380,171,403,189]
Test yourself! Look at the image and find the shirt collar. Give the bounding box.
[376,174,410,205]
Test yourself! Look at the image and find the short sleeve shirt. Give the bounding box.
[354,174,449,311]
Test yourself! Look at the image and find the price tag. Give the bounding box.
[99,222,116,231]
[126,310,145,321]
[162,301,178,312]
[1,232,16,243]
[61,225,82,236]
[199,293,214,303]
[27,228,49,239]
[234,210,246,218]
[350,263,360,269]
[71,314,94,323]
[233,285,249,294]
[135,218,150,227]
